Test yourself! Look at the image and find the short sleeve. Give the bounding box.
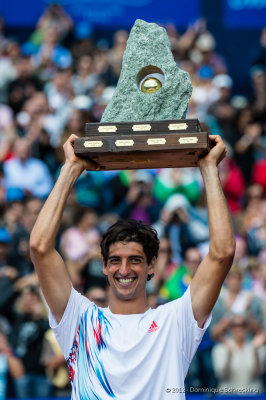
[49,287,92,358]
[171,285,211,371]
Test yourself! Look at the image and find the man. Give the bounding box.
[30,134,235,399]
[3,137,53,198]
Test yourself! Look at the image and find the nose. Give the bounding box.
[119,259,131,276]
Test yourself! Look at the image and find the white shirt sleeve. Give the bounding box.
[171,285,212,370]
[49,287,92,358]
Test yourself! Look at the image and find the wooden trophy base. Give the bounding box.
[74,119,211,170]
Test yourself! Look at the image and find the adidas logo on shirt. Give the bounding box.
[148,321,159,333]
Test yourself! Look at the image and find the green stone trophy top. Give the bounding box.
[101,19,192,123]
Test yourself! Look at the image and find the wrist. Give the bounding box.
[62,162,84,180]
[199,162,219,176]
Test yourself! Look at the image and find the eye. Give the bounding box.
[137,65,165,94]
[130,257,143,264]
[109,258,120,265]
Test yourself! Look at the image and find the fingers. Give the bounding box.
[209,135,227,153]
[63,134,78,152]
[67,134,79,145]
[208,134,224,145]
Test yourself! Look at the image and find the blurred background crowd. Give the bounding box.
[0,2,265,398]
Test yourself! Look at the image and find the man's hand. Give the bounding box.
[198,135,227,168]
[63,134,100,173]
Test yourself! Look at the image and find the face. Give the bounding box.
[103,242,155,302]
[230,317,247,342]
[226,271,242,293]
[185,248,201,277]
[14,138,31,161]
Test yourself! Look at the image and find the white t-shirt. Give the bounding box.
[49,286,211,400]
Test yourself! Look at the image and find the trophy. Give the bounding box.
[74,20,211,170]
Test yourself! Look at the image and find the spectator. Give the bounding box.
[10,197,43,277]
[40,329,70,398]
[7,55,42,115]
[31,26,73,70]
[114,170,161,225]
[33,3,73,45]
[0,103,17,162]
[3,137,53,198]
[211,266,264,341]
[212,315,266,393]
[218,155,246,214]
[0,227,19,310]
[160,246,201,301]
[60,206,100,263]
[10,285,51,398]
[0,327,25,398]
[72,55,99,96]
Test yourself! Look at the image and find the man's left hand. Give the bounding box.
[198,135,227,168]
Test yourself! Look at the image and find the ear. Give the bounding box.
[148,256,156,275]
[102,257,108,276]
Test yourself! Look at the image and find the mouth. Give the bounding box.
[115,277,137,288]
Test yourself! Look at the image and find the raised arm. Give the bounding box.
[190,135,236,328]
[30,135,97,323]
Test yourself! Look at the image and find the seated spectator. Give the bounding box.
[60,206,100,263]
[32,3,73,45]
[219,156,246,214]
[211,266,264,341]
[251,251,266,331]
[233,235,250,272]
[160,247,201,300]
[154,193,209,262]
[252,156,266,197]
[10,197,43,276]
[212,315,266,393]
[40,329,70,398]
[235,183,264,235]
[234,120,264,184]
[10,285,51,398]
[207,74,238,148]
[7,55,42,115]
[153,167,202,206]
[191,31,228,75]
[0,227,19,310]
[247,199,266,254]
[114,170,161,225]
[249,64,266,122]
[0,103,17,162]
[0,327,24,398]
[72,55,99,96]
[149,237,177,293]
[31,26,72,70]
[2,188,25,234]
[43,68,74,147]
[3,137,53,198]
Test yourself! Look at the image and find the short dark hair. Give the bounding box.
[100,219,160,267]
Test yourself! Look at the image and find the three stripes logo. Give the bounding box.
[148,321,159,333]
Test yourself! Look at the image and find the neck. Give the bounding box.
[108,295,149,315]
[235,338,245,348]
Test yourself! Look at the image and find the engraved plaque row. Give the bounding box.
[96,122,189,133]
[83,136,199,149]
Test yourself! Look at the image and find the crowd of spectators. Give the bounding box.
[0,3,265,397]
